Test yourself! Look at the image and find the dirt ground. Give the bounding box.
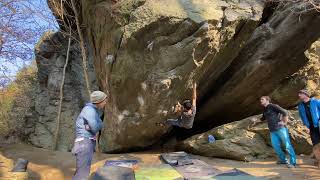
[1,143,320,180]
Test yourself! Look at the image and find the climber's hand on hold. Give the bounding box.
[251,118,262,127]
[173,102,182,113]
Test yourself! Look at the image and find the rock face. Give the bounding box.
[271,39,320,107]
[81,0,266,152]
[29,32,97,150]
[35,0,320,152]
[179,111,312,161]
[197,4,320,123]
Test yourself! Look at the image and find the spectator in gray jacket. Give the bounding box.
[72,91,107,180]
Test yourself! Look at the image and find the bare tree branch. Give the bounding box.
[0,0,57,85]
[70,0,91,96]
[53,25,71,150]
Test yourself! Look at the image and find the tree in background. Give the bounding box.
[0,0,57,87]
[0,0,56,142]
[0,62,37,142]
[0,0,92,148]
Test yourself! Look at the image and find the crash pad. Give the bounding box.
[214,168,265,180]
[160,152,262,180]
[160,151,193,166]
[174,159,222,180]
[216,168,250,176]
[104,160,139,169]
[135,164,184,180]
[91,166,136,180]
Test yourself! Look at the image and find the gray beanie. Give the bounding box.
[298,89,310,97]
[90,91,107,104]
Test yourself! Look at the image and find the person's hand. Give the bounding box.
[306,128,310,134]
[249,119,260,129]
[85,124,91,131]
[193,82,197,89]
[174,102,182,113]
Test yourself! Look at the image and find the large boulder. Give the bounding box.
[96,1,320,152]
[178,111,312,161]
[197,4,320,123]
[81,0,267,152]
[35,0,320,152]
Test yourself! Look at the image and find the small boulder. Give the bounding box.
[179,111,312,161]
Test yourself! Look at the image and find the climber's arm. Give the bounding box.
[192,82,197,107]
[251,114,264,128]
[260,113,265,121]
[271,104,289,124]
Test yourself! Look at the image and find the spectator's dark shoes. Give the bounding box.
[276,160,289,165]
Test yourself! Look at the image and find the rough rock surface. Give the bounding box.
[178,111,312,161]
[35,0,320,152]
[29,32,97,150]
[271,39,320,107]
[197,4,320,123]
[81,0,266,152]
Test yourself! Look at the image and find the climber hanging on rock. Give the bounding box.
[71,91,107,180]
[157,82,197,129]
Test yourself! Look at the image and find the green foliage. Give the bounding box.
[0,63,38,140]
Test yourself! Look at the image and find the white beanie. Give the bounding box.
[90,91,107,104]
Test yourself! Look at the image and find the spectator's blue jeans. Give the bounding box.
[72,138,96,180]
[270,127,296,165]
